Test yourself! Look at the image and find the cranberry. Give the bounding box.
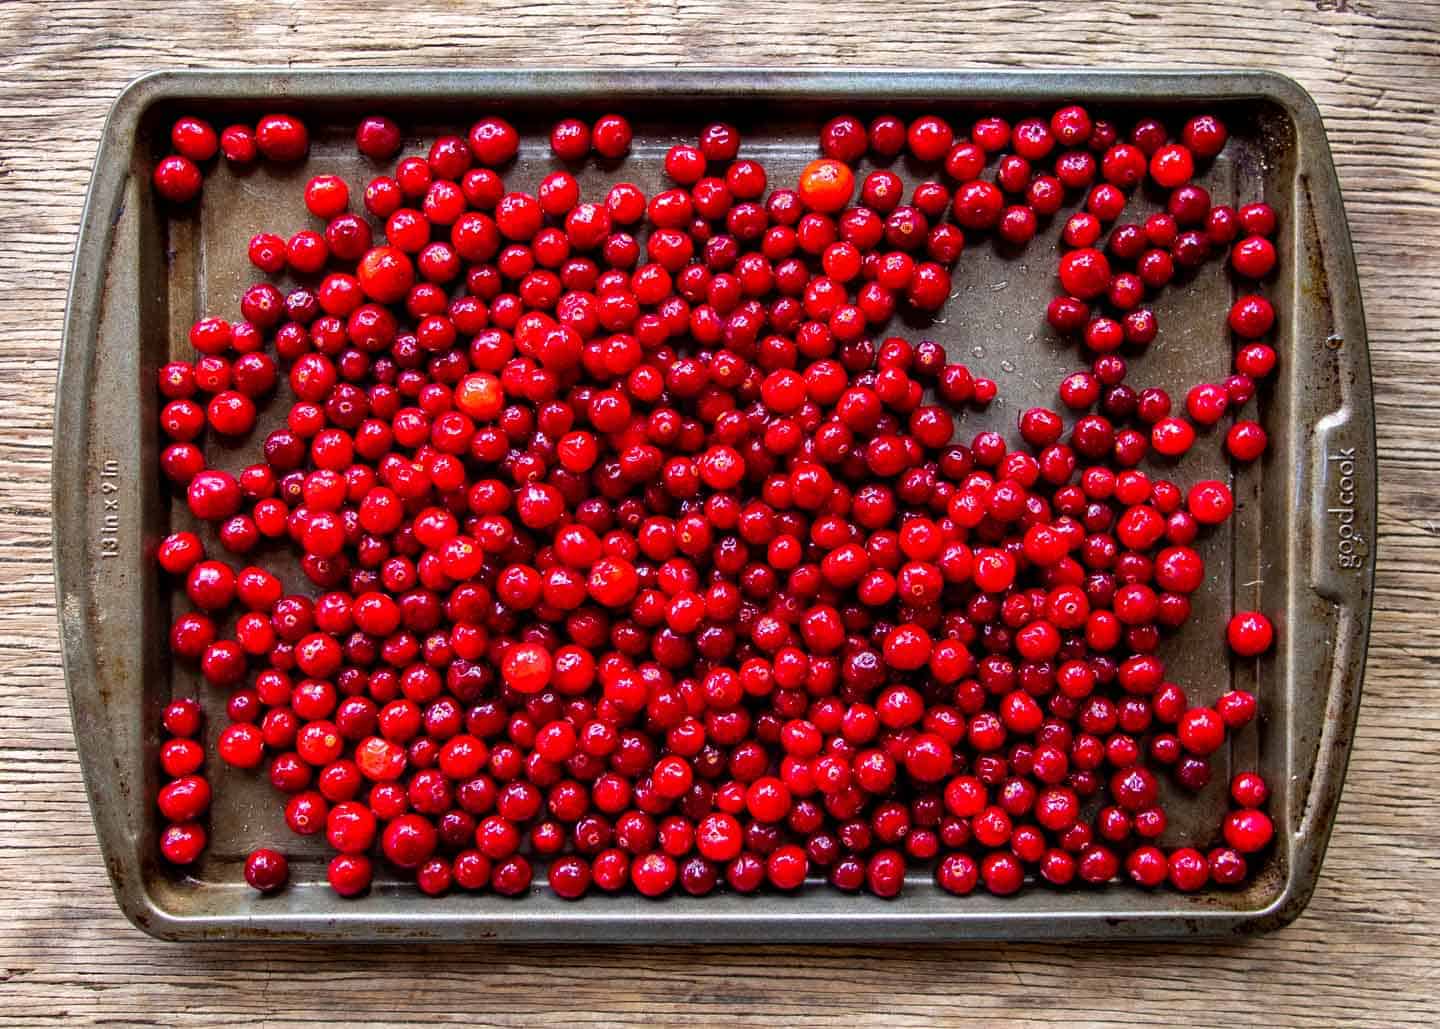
[548,118,592,161]
[159,822,207,864]
[162,698,203,738]
[355,115,403,159]
[1058,249,1111,300]
[798,159,856,214]
[1203,846,1249,886]
[1149,144,1194,188]
[244,848,289,892]
[865,848,906,897]
[1226,421,1268,462]
[631,851,678,897]
[1150,418,1195,459]
[382,813,439,869]
[1049,105,1093,146]
[1227,611,1275,656]
[1185,383,1228,426]
[1182,114,1228,158]
[699,122,741,162]
[1223,809,1274,853]
[904,116,952,161]
[220,125,257,164]
[592,114,633,159]
[157,775,211,821]
[953,181,1003,230]
[328,853,373,896]
[982,852,1024,895]
[1231,771,1270,808]
[1237,343,1278,379]
[153,155,203,203]
[1228,295,1275,339]
[766,844,809,890]
[1178,707,1226,756]
[160,737,205,777]
[1239,202,1277,236]
[1231,236,1277,279]
[255,114,309,162]
[1217,689,1258,729]
[467,117,519,166]
[549,855,592,899]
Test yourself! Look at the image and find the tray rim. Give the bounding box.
[53,66,1376,942]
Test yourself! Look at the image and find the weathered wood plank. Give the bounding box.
[1,1,1437,1024]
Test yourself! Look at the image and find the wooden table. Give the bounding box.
[4,2,1436,1024]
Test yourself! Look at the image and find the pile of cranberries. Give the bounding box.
[150,103,1280,902]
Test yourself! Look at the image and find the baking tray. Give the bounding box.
[54,69,1374,942]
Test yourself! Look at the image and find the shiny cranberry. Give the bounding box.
[1232,235,1277,279]
[255,114,309,162]
[592,114,633,159]
[1227,610,1275,656]
[547,118,590,161]
[467,117,519,166]
[328,853,373,897]
[865,848,906,897]
[157,775,211,821]
[244,848,289,892]
[354,115,402,158]
[153,155,203,203]
[159,822,207,864]
[1058,249,1111,300]
[1224,809,1274,853]
[220,125,257,164]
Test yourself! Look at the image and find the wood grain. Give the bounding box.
[3,1,1438,1025]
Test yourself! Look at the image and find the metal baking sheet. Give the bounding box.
[53,69,1375,941]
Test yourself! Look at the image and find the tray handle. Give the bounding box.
[1272,73,1375,919]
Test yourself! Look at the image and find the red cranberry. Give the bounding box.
[592,115,633,159]
[1231,236,1277,279]
[255,114,309,162]
[159,822,207,864]
[244,848,290,892]
[220,125,257,164]
[1223,809,1274,853]
[153,155,203,203]
[1227,611,1274,656]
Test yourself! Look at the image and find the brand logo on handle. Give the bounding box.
[1326,448,1365,570]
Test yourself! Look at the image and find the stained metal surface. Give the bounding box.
[53,69,1375,942]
